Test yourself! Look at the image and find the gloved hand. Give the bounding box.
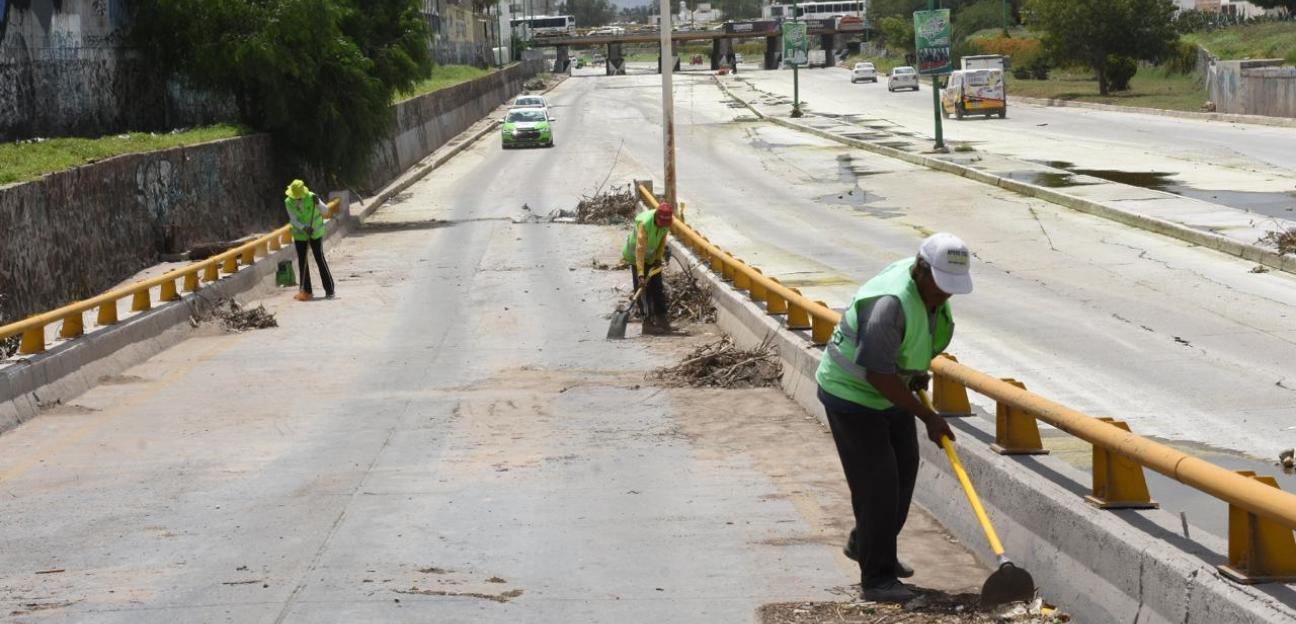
[664,245,673,263]
[908,373,931,392]
[304,226,314,236]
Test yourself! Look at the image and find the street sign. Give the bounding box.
[782,21,808,67]
[913,9,952,76]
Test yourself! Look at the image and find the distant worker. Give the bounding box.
[815,233,973,603]
[284,179,335,301]
[622,201,674,335]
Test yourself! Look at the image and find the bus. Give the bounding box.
[511,15,576,39]
[763,1,867,21]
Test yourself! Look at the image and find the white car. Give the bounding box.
[511,95,548,109]
[887,66,919,92]
[850,62,877,83]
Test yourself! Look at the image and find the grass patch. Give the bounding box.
[397,65,493,102]
[1184,22,1296,64]
[1008,67,1208,112]
[0,124,248,186]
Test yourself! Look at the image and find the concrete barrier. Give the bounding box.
[1209,59,1296,119]
[670,236,1296,623]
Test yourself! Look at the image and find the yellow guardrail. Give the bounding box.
[637,183,1296,584]
[0,200,340,356]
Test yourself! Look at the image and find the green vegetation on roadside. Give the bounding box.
[1007,68,1207,112]
[1182,21,1296,65]
[398,65,493,102]
[0,125,249,186]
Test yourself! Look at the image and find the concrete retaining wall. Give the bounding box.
[0,0,236,142]
[0,135,285,325]
[364,60,544,191]
[672,237,1296,623]
[1209,59,1296,118]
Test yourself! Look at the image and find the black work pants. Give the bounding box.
[295,238,334,296]
[630,266,667,322]
[819,386,919,587]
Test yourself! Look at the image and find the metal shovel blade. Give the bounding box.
[607,306,632,339]
[980,561,1035,608]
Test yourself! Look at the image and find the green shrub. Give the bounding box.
[1165,39,1200,75]
[1106,54,1137,92]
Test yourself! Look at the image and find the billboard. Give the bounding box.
[782,21,808,67]
[913,9,953,75]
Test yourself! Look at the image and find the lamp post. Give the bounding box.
[928,0,945,151]
[791,0,803,118]
[660,0,677,207]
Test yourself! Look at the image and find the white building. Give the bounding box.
[676,2,724,26]
[1221,1,1288,18]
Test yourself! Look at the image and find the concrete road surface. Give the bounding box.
[0,79,984,621]
[732,66,1296,207]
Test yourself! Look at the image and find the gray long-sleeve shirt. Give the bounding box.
[853,295,937,375]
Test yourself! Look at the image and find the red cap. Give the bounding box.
[655,202,674,227]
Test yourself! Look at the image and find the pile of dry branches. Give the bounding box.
[652,334,781,389]
[666,269,716,323]
[575,189,640,225]
[214,300,278,332]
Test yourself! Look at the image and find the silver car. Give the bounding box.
[887,66,919,92]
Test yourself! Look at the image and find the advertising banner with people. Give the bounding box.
[913,9,952,75]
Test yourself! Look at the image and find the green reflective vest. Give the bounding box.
[815,258,955,409]
[286,193,325,241]
[621,209,668,266]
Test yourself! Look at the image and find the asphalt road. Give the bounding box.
[0,77,984,622]
[560,66,1296,460]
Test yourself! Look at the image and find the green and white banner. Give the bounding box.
[782,21,808,67]
[913,9,952,75]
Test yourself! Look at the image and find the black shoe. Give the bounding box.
[843,542,914,579]
[861,579,915,603]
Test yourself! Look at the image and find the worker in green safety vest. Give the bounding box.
[815,232,972,604]
[284,179,335,301]
[621,202,674,335]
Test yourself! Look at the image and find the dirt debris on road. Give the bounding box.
[759,594,1069,624]
[209,299,278,333]
[1258,227,1296,255]
[652,334,781,388]
[665,266,717,324]
[575,188,639,225]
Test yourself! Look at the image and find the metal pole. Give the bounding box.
[928,0,944,151]
[660,0,677,207]
[791,0,802,117]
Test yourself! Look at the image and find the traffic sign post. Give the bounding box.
[915,5,952,151]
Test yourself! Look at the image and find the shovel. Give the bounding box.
[919,390,1036,608]
[607,265,663,339]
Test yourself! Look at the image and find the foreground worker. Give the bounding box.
[815,233,972,603]
[622,201,674,335]
[284,179,335,301]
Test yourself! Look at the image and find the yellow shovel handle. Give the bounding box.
[917,389,1006,558]
[940,436,1006,558]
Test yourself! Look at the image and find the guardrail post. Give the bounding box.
[1219,471,1296,584]
[766,277,789,315]
[269,236,282,252]
[991,378,1048,455]
[749,268,768,303]
[185,270,201,292]
[932,354,972,417]
[222,255,238,274]
[97,301,118,326]
[60,312,84,339]
[1086,418,1157,509]
[786,288,812,330]
[203,262,219,283]
[240,246,255,266]
[160,278,180,302]
[19,327,45,354]
[281,231,292,246]
[131,289,151,312]
[811,300,834,345]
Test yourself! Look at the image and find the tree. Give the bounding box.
[131,0,432,184]
[1025,0,1178,95]
[561,0,617,27]
[877,15,915,54]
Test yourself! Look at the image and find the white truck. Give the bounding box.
[808,49,826,68]
[961,54,1007,72]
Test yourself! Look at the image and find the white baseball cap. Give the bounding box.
[918,233,973,295]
